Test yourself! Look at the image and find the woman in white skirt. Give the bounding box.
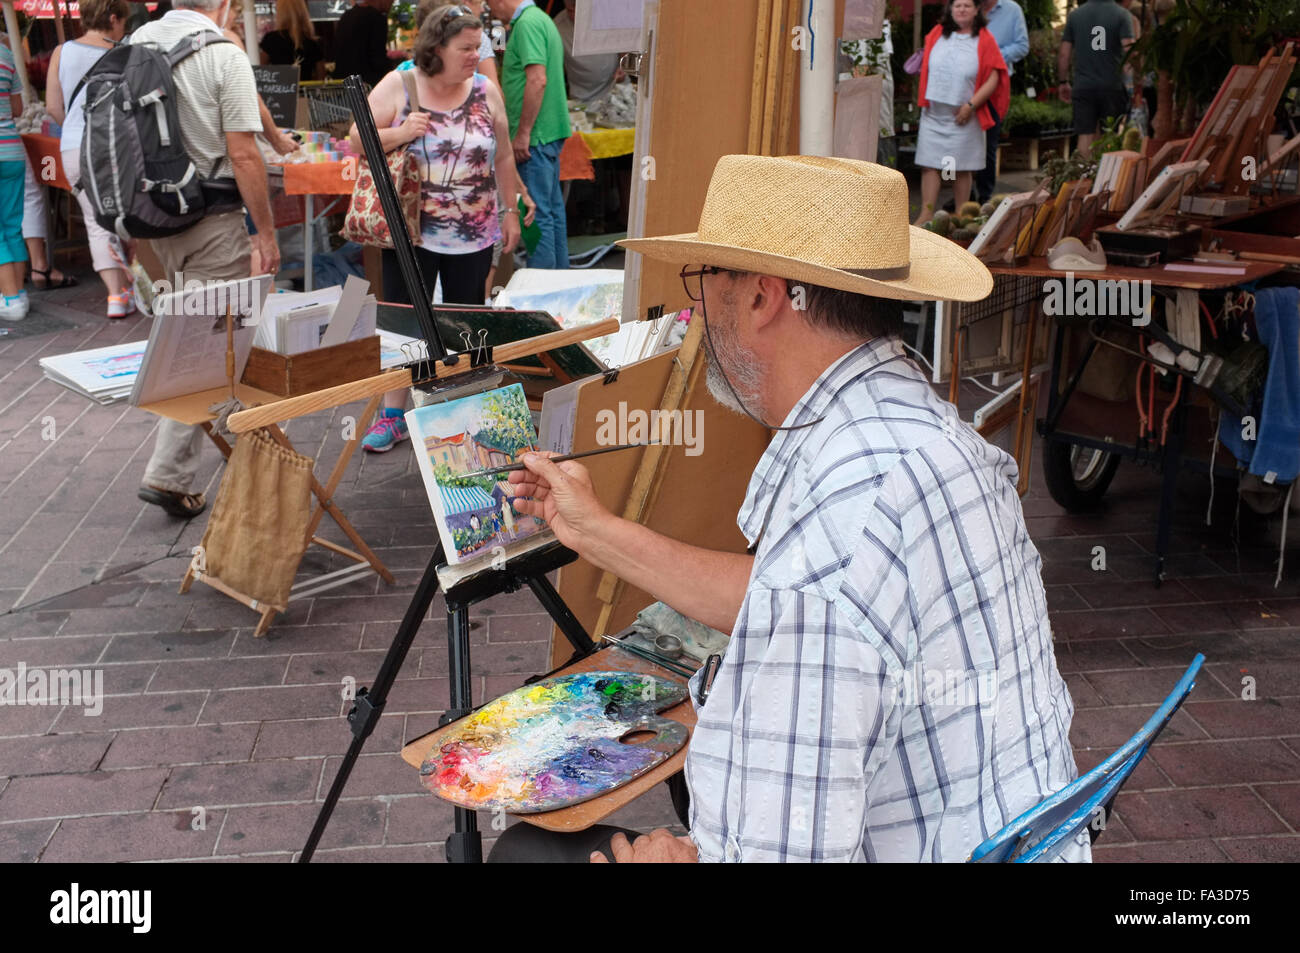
[913,0,1009,225]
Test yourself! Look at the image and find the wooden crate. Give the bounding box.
[1000,133,1073,172]
[241,335,381,397]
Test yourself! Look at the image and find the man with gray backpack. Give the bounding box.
[98,0,280,518]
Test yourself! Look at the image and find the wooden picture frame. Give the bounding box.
[967,185,1047,263]
[1116,159,1210,231]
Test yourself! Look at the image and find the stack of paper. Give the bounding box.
[254,276,377,355]
[39,340,147,404]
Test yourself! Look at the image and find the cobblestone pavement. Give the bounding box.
[1,277,1297,862]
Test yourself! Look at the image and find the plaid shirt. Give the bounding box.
[684,336,1084,862]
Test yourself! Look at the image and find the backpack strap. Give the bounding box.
[166,30,233,67]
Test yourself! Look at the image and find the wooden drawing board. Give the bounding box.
[138,384,284,426]
[376,303,604,380]
[549,346,769,668]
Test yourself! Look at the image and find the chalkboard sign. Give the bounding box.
[253,64,300,127]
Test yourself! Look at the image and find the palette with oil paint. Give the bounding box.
[420,672,688,813]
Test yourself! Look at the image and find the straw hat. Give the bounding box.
[618,154,993,303]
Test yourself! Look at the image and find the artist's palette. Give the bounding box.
[420,672,688,814]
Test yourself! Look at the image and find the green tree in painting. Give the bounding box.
[474,387,536,458]
[433,461,496,493]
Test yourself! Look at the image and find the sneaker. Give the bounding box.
[362,408,409,452]
[107,290,136,319]
[0,292,28,321]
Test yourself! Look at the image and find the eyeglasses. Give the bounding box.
[679,265,729,303]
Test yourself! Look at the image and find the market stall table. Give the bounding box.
[280,160,355,291]
[981,256,1289,584]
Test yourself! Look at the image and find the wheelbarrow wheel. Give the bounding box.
[1043,441,1120,512]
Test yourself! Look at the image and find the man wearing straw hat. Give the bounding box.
[499,155,1085,863]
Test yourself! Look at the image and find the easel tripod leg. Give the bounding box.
[300,544,446,862]
[444,602,482,863]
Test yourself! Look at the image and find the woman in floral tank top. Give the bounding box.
[349,5,525,452]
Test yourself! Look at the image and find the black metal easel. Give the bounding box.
[299,78,598,863]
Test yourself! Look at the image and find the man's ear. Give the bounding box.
[749,274,790,332]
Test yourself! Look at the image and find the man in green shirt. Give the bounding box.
[1058,0,1134,154]
[490,0,571,268]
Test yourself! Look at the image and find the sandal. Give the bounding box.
[138,486,207,518]
[29,267,79,291]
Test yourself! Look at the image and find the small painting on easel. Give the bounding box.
[406,383,552,566]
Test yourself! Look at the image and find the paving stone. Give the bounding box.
[253,715,404,760]
[52,690,206,732]
[0,819,59,862]
[157,759,323,810]
[0,733,114,778]
[1183,697,1300,739]
[0,635,108,667]
[319,753,426,799]
[41,809,225,862]
[148,656,288,693]
[100,724,260,770]
[381,794,457,845]
[1053,638,1141,674]
[1092,838,1231,862]
[217,799,385,854]
[0,768,169,821]
[1117,787,1289,840]
[1151,739,1300,786]
[100,628,239,663]
[198,684,345,725]
[1070,706,1205,749]
[1084,666,1235,706]
[1215,836,1300,862]
[1254,782,1300,829]
[1051,607,1171,641]
[311,843,444,863]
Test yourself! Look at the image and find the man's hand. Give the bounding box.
[512,130,531,166]
[1058,81,1072,104]
[251,232,281,276]
[269,129,298,156]
[509,452,610,555]
[590,830,699,863]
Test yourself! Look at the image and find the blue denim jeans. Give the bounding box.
[517,138,569,269]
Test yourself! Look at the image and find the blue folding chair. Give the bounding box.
[968,653,1205,863]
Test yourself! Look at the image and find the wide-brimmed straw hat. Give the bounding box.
[618,154,993,302]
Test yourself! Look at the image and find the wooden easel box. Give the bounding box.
[241,335,381,397]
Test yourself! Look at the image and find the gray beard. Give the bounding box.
[704,334,765,418]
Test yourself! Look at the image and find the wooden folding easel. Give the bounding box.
[140,310,394,636]
[549,315,770,666]
[226,319,620,862]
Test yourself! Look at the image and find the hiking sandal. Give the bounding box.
[138,486,207,518]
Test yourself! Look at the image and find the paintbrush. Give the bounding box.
[601,634,696,678]
[453,441,662,482]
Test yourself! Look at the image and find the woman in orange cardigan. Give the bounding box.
[913,0,1010,225]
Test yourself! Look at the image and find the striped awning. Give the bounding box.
[438,484,496,517]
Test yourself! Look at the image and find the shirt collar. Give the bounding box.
[162,8,225,32]
[737,335,907,545]
[511,0,535,23]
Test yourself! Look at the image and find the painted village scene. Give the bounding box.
[406,384,549,565]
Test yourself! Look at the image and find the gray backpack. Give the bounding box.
[71,31,242,240]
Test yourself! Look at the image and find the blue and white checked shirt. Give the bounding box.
[684,336,1085,862]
